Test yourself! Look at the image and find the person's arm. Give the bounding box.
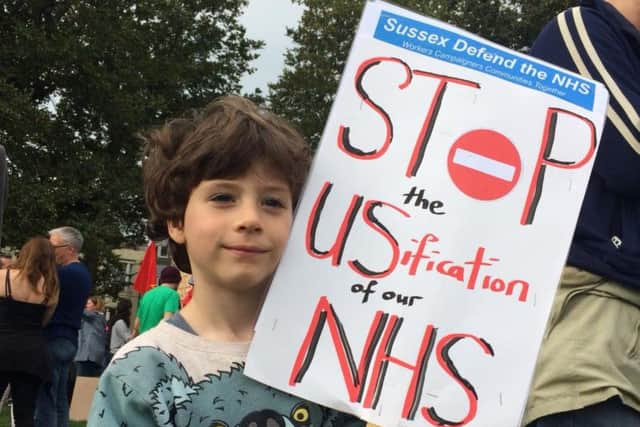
[42,289,60,326]
[82,310,100,321]
[531,7,640,196]
[42,303,57,326]
[131,297,143,337]
[130,316,140,338]
[162,292,181,319]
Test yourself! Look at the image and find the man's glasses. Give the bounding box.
[52,244,70,249]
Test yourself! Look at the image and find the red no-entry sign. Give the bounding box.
[447,129,521,200]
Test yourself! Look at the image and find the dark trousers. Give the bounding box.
[66,362,75,407]
[0,371,42,427]
[34,336,77,427]
[528,397,640,427]
[74,361,102,377]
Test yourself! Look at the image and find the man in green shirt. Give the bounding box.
[133,266,181,336]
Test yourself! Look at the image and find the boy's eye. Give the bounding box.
[262,197,286,208]
[209,193,234,203]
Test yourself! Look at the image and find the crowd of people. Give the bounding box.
[0,226,191,426]
[0,0,637,426]
[0,236,59,426]
[0,226,187,426]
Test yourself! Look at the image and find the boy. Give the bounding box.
[88,96,365,426]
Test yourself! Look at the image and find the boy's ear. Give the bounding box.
[167,220,186,244]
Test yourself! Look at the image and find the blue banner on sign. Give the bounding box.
[373,11,595,110]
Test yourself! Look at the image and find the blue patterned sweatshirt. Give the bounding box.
[88,320,365,427]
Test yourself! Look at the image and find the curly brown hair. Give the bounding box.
[13,236,59,302]
[142,95,311,273]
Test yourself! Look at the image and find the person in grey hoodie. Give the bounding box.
[107,298,132,364]
[74,296,107,377]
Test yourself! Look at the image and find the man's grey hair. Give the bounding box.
[49,226,84,252]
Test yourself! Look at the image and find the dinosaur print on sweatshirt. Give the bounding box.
[91,345,362,427]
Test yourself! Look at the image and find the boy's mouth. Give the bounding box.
[223,245,269,254]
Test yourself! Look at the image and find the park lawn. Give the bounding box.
[0,408,86,427]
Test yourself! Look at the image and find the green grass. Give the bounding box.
[0,407,86,426]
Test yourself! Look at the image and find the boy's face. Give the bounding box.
[168,162,293,293]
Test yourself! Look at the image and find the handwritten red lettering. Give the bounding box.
[407,69,481,177]
[290,297,495,424]
[347,200,410,278]
[521,107,596,224]
[305,182,531,302]
[421,334,494,426]
[289,296,389,402]
[337,57,481,178]
[338,57,412,160]
[337,57,597,226]
[305,181,363,266]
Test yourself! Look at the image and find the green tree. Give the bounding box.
[269,0,578,148]
[0,0,262,295]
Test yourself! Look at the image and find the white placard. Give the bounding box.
[246,1,608,426]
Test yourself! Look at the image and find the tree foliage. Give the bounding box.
[269,0,578,148]
[0,0,261,295]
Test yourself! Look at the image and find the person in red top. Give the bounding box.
[180,276,194,308]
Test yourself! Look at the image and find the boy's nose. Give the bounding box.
[235,202,263,232]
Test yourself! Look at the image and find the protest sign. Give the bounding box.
[246,1,609,426]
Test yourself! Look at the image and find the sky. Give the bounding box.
[239,0,305,94]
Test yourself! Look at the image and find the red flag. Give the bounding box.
[133,241,157,294]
